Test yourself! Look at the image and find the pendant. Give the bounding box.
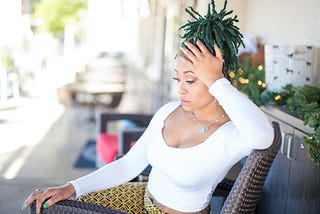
[200,126,209,133]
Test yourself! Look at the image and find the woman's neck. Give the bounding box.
[191,101,225,124]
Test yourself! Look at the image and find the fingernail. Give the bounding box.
[20,202,25,211]
[43,203,49,209]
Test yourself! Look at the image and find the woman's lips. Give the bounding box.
[180,99,190,106]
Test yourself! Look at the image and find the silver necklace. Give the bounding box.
[192,112,225,133]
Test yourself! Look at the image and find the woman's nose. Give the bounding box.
[177,82,187,94]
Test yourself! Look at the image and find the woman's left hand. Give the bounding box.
[180,39,225,87]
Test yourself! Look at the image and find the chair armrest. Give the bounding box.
[29,200,129,214]
[98,113,153,133]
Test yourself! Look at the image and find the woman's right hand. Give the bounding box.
[180,40,225,88]
[21,183,76,213]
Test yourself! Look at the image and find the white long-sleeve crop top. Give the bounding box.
[69,78,274,212]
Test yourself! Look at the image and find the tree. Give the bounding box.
[33,0,87,38]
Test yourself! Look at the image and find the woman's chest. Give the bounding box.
[162,118,220,149]
[147,130,232,187]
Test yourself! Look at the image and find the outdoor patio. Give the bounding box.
[0,68,154,214]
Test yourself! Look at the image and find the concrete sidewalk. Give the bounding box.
[0,99,96,214]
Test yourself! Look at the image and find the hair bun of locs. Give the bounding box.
[178,0,244,80]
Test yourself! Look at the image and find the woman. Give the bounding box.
[21,39,274,214]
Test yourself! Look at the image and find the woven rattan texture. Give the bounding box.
[29,199,129,214]
[220,122,281,214]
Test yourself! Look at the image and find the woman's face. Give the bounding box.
[174,56,215,112]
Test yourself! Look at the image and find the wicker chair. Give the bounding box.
[29,121,281,214]
[219,121,281,213]
[29,199,130,214]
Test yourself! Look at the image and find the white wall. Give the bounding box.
[212,0,320,47]
[196,0,320,85]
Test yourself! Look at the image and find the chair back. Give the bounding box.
[220,121,281,214]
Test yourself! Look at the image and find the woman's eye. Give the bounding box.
[172,77,180,82]
[186,80,195,84]
[172,77,194,84]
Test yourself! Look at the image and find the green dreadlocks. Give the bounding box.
[179,0,244,79]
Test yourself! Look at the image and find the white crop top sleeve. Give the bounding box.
[209,78,274,152]
[69,105,169,198]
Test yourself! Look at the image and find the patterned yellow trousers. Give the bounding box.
[77,182,165,214]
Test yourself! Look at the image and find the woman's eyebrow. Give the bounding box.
[174,69,194,74]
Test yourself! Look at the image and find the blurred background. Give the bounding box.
[0,0,319,213]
